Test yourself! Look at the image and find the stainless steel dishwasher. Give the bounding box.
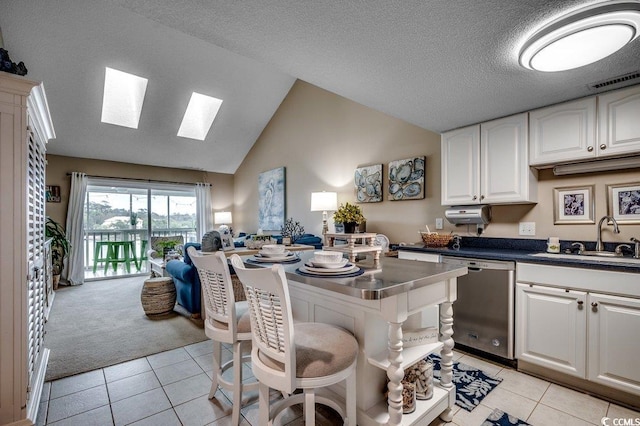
[440,255,516,360]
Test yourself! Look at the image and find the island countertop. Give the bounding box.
[243,251,468,300]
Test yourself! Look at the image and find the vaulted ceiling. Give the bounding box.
[2,0,639,173]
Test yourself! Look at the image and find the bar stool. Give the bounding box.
[230,254,359,425]
[188,247,258,425]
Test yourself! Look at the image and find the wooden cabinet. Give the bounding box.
[516,263,640,398]
[598,84,640,156]
[441,113,536,205]
[516,284,587,377]
[529,85,640,166]
[529,97,597,165]
[587,293,640,396]
[0,72,55,425]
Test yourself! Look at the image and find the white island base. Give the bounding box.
[286,260,459,426]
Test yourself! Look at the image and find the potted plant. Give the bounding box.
[333,202,366,233]
[45,216,70,288]
[154,239,182,259]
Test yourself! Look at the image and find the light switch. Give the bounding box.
[435,218,444,229]
[519,222,536,236]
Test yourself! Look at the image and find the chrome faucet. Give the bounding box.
[595,215,620,252]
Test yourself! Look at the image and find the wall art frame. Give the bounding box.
[553,185,595,224]
[355,164,382,203]
[258,167,285,231]
[388,156,425,201]
[46,185,61,203]
[607,182,640,224]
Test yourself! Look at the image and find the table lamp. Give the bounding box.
[310,191,338,235]
[214,211,233,235]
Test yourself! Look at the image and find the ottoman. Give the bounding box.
[141,277,176,316]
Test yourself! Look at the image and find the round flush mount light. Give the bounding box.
[519,1,640,72]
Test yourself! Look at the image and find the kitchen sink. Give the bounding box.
[530,252,640,264]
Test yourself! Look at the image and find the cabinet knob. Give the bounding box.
[577,300,584,310]
[591,302,598,312]
[472,195,477,200]
[587,146,594,152]
[599,144,606,150]
[480,195,485,201]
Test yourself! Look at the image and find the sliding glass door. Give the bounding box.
[84,180,197,279]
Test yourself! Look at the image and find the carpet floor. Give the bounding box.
[44,276,207,381]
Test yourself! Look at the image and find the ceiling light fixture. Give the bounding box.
[177,92,223,141]
[519,1,640,72]
[101,67,148,129]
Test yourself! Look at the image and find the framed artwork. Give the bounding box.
[388,156,425,201]
[46,185,61,203]
[553,185,595,224]
[355,164,382,203]
[220,234,235,251]
[607,182,640,224]
[258,167,285,231]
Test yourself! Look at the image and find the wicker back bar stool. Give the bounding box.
[187,247,258,425]
[230,254,359,425]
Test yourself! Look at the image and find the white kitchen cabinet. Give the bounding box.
[516,263,640,399]
[0,72,55,425]
[529,97,597,166]
[516,283,587,377]
[588,293,640,396]
[441,113,536,205]
[598,84,640,156]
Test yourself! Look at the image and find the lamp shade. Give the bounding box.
[214,211,233,224]
[310,192,338,212]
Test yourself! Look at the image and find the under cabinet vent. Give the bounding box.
[588,71,640,91]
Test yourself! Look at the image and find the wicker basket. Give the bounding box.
[420,232,453,247]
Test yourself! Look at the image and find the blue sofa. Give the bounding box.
[165,242,202,316]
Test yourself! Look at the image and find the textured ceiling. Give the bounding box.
[2,0,640,173]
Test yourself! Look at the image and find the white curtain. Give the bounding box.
[195,182,213,240]
[63,172,87,285]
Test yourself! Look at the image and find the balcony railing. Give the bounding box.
[84,228,197,273]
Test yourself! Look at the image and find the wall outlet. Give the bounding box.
[435,218,444,230]
[519,222,536,236]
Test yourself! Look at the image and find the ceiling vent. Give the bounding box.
[588,70,640,91]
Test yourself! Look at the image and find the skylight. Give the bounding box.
[101,67,148,129]
[177,92,223,141]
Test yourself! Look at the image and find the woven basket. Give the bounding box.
[420,232,453,247]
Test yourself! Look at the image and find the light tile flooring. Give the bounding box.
[38,343,640,426]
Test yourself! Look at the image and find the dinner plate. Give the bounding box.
[252,253,296,262]
[301,263,357,274]
[296,266,364,278]
[308,258,349,269]
[258,250,292,258]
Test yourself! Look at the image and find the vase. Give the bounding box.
[343,222,358,233]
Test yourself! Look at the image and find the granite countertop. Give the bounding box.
[397,237,640,273]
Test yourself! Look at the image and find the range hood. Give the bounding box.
[445,205,492,225]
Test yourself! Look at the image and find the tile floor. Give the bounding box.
[38,343,640,426]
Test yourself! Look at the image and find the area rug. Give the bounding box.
[482,408,530,426]
[429,354,503,412]
[44,276,207,381]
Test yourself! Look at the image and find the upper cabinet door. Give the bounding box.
[441,125,480,205]
[529,98,597,166]
[598,85,640,157]
[481,113,535,204]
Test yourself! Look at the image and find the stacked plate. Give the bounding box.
[251,250,297,263]
[298,255,359,275]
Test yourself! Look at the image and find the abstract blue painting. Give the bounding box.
[388,156,425,201]
[355,164,382,203]
[258,167,285,230]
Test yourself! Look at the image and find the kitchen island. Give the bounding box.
[245,251,467,425]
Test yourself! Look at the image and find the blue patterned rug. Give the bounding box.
[428,354,503,412]
[483,408,531,425]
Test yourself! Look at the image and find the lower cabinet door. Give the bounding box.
[516,283,587,377]
[587,293,640,396]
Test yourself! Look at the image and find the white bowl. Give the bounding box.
[313,250,344,263]
[261,244,285,254]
